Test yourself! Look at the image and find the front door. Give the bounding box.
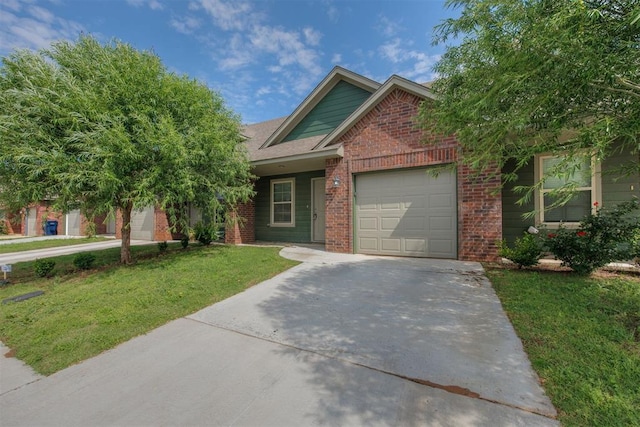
[311,178,326,242]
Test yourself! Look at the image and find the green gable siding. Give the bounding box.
[282,81,372,142]
[255,170,325,243]
[502,159,535,245]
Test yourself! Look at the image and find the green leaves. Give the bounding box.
[422,0,639,204]
[0,35,253,263]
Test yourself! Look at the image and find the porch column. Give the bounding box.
[225,199,256,244]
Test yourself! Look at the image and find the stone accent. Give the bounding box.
[225,200,256,244]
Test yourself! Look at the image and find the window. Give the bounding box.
[536,154,600,224]
[270,178,295,227]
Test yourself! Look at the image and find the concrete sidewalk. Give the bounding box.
[0,238,156,265]
[0,247,558,426]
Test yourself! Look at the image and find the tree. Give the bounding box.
[0,35,254,264]
[419,0,640,207]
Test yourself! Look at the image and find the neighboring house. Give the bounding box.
[17,201,115,237]
[225,66,502,261]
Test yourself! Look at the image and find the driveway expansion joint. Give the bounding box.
[185,316,557,420]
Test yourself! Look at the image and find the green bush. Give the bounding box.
[499,233,543,268]
[0,220,7,235]
[193,222,218,246]
[180,236,189,249]
[73,253,96,270]
[158,241,168,253]
[34,259,56,278]
[545,199,640,274]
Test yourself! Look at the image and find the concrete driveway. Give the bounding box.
[0,247,558,426]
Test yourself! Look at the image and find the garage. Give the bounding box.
[130,206,155,241]
[66,210,81,236]
[354,168,457,258]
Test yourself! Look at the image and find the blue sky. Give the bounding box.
[0,0,459,124]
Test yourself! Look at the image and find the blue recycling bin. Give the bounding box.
[45,220,58,235]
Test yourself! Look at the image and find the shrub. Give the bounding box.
[34,259,56,278]
[73,253,96,270]
[193,222,218,246]
[544,199,640,274]
[499,233,543,268]
[0,220,7,235]
[158,241,168,253]
[180,236,189,249]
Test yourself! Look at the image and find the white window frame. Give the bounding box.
[534,153,601,226]
[270,178,295,227]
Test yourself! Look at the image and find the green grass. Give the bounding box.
[486,268,640,426]
[0,244,298,375]
[0,236,110,254]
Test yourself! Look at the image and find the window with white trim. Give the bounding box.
[270,178,295,227]
[536,154,599,224]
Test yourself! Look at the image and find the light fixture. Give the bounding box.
[332,176,341,187]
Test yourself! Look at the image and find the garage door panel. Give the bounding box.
[355,168,457,258]
[381,238,401,252]
[359,237,378,251]
[429,216,454,231]
[380,217,400,230]
[130,206,154,241]
[359,217,378,231]
[404,238,427,253]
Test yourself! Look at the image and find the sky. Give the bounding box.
[0,0,460,124]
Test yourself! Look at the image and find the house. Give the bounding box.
[17,202,115,237]
[224,66,502,262]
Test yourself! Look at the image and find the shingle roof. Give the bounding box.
[242,117,333,162]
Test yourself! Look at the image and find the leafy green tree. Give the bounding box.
[420,0,639,207]
[0,35,253,263]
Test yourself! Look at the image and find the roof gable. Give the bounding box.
[281,80,373,143]
[260,66,380,149]
[314,75,436,149]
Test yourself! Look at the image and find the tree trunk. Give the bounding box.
[120,201,133,264]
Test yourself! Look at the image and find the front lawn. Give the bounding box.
[487,268,640,427]
[0,245,298,375]
[0,236,110,254]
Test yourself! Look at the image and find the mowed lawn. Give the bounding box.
[487,268,640,427]
[0,244,298,375]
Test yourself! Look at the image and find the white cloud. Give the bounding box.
[170,16,201,34]
[331,53,342,64]
[378,38,440,82]
[2,0,22,12]
[126,0,163,10]
[250,25,322,77]
[323,0,339,23]
[303,27,322,46]
[197,0,256,31]
[28,5,54,23]
[0,4,85,53]
[376,15,402,38]
[379,38,403,63]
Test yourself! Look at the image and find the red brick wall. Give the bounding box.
[324,88,501,262]
[225,200,256,244]
[2,211,22,234]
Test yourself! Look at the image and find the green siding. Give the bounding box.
[255,170,325,243]
[502,159,535,245]
[601,145,640,206]
[501,143,640,245]
[282,81,372,142]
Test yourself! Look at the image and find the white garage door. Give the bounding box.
[66,210,81,236]
[355,168,457,258]
[130,206,155,241]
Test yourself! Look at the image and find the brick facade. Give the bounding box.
[324,88,501,262]
[225,200,256,244]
